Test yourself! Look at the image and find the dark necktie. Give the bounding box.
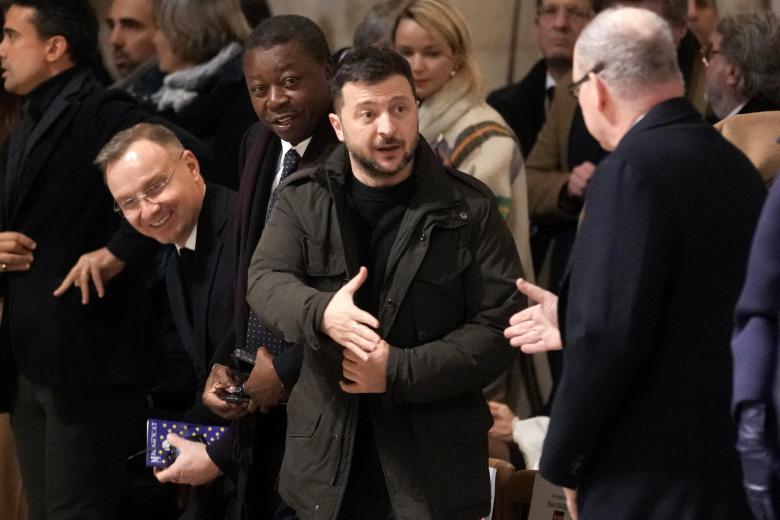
[246,148,302,357]
[179,248,196,324]
[265,148,301,223]
[545,85,556,111]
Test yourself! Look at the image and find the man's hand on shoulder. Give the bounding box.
[0,231,36,273]
[340,339,389,394]
[53,246,125,304]
[321,266,382,361]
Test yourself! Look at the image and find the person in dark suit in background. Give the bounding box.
[703,10,780,120]
[157,15,339,520]
[487,0,595,159]
[732,159,780,520]
[509,6,762,519]
[0,1,209,518]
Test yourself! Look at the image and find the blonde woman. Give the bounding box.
[394,0,534,283]
[395,0,551,420]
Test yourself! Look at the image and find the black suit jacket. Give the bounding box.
[541,98,762,519]
[0,67,210,392]
[166,184,236,391]
[487,59,548,159]
[213,117,339,387]
[739,94,780,115]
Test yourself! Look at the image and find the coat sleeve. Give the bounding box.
[246,188,336,348]
[539,157,672,488]
[524,82,577,221]
[731,180,780,415]
[384,200,523,404]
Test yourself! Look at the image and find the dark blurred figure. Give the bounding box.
[733,172,780,520]
[354,0,404,49]
[148,0,257,190]
[0,9,25,516]
[240,0,271,28]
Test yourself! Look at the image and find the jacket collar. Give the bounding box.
[318,136,463,211]
[617,97,701,149]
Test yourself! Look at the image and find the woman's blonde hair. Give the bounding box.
[396,0,484,97]
[155,0,251,64]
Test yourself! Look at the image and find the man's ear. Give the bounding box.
[182,149,203,183]
[329,112,345,143]
[724,61,742,88]
[44,35,69,64]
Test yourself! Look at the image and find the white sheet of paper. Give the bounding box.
[528,474,571,520]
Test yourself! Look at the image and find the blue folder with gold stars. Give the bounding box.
[146,418,229,468]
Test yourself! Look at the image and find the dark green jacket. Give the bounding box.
[247,139,524,520]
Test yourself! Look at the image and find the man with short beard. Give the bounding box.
[247,46,523,520]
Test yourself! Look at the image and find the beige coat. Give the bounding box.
[716,110,780,186]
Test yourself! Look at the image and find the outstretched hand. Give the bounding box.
[53,247,125,304]
[321,266,381,361]
[505,278,562,353]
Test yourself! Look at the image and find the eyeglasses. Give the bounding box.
[113,150,184,214]
[568,62,605,99]
[537,4,593,19]
[700,45,721,67]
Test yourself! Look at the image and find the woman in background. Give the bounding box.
[150,0,256,190]
[394,0,550,430]
[393,0,534,283]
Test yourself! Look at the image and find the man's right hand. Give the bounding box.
[0,232,36,272]
[321,266,381,361]
[566,161,596,199]
[202,364,249,420]
[505,279,562,353]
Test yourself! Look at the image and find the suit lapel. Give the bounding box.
[11,70,93,222]
[190,188,227,376]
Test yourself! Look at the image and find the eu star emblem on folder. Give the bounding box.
[145,418,229,468]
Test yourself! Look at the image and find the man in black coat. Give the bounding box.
[161,16,339,520]
[97,123,236,518]
[509,6,763,520]
[487,0,594,159]
[0,2,209,518]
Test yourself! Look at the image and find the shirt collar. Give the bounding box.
[545,72,557,91]
[726,101,748,119]
[280,136,313,160]
[176,222,198,254]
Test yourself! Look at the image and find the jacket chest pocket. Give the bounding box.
[303,236,346,292]
[408,224,472,342]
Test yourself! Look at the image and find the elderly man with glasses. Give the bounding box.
[506,6,763,520]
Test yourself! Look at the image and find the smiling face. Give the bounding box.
[106,0,156,77]
[0,5,56,95]
[105,139,204,247]
[243,41,332,145]
[394,17,456,101]
[329,74,419,187]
